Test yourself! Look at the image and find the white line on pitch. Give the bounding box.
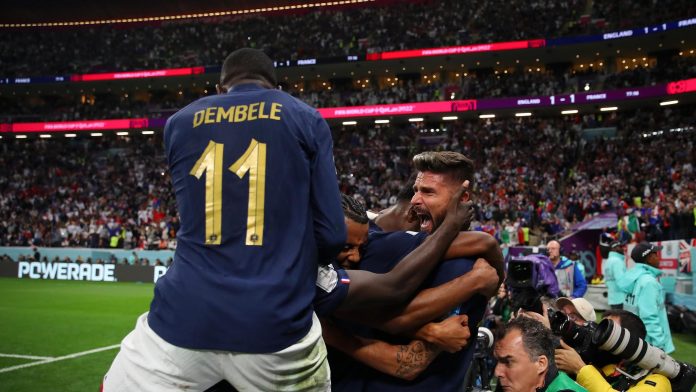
[0,353,54,360]
[0,344,120,374]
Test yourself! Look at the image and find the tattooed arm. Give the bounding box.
[321,318,441,380]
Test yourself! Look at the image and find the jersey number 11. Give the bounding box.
[190,139,266,246]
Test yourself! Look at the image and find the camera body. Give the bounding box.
[547,308,599,363]
[506,255,559,314]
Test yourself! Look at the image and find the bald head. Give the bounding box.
[547,240,561,263]
[219,48,277,91]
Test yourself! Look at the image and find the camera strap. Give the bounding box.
[606,363,650,392]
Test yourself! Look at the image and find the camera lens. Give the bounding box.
[593,319,681,378]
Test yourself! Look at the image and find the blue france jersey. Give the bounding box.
[314,263,351,317]
[332,230,486,391]
[149,83,346,353]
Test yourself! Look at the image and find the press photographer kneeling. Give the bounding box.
[523,304,695,392]
[554,309,672,392]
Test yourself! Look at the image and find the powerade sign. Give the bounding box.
[0,261,168,283]
[18,261,116,282]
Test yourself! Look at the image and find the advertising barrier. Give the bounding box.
[0,260,168,284]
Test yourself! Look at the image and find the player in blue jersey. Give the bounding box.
[326,151,501,391]
[103,48,346,392]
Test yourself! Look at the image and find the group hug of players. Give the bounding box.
[100,48,579,391]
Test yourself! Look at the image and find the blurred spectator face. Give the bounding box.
[411,171,462,234]
[337,218,368,270]
[494,328,547,392]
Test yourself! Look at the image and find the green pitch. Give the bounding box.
[0,278,695,392]
[0,278,153,391]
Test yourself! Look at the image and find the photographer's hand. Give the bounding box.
[555,340,586,376]
[517,307,551,329]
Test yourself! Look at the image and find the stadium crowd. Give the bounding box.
[0,0,693,76]
[1,54,694,123]
[0,107,693,252]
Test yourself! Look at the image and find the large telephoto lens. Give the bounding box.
[593,319,681,378]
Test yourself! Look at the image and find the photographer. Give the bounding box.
[554,310,671,392]
[518,297,596,331]
[494,317,587,392]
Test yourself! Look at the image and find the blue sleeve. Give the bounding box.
[573,261,587,298]
[314,266,351,317]
[309,113,346,264]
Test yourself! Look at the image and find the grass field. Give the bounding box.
[0,277,695,392]
[0,278,153,391]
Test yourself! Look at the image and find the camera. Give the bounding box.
[474,327,494,358]
[465,327,495,392]
[547,308,599,363]
[593,319,696,392]
[506,256,558,314]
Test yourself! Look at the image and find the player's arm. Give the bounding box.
[444,231,504,283]
[310,114,347,264]
[371,258,499,335]
[321,319,442,381]
[336,184,474,310]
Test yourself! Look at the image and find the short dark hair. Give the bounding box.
[412,151,474,184]
[497,317,555,362]
[603,309,647,340]
[341,194,368,224]
[396,173,418,202]
[220,48,277,88]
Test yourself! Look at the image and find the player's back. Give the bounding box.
[149,83,345,353]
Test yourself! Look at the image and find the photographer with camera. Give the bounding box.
[553,310,672,392]
[494,317,587,392]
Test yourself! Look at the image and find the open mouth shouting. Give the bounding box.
[413,206,434,233]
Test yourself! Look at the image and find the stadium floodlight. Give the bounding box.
[90,132,103,137]
[561,109,579,115]
[479,114,495,119]
[15,135,27,139]
[515,112,532,117]
[374,119,390,124]
[659,100,678,106]
[142,130,155,135]
[39,134,52,138]
[65,133,77,138]
[408,117,424,122]
[342,121,357,125]
[442,116,459,121]
[600,106,618,111]
[116,131,129,136]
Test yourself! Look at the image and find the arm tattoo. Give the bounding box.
[394,341,438,379]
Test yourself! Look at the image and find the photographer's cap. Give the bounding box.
[631,242,662,264]
[555,297,596,323]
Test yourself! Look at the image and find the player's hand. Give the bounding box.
[473,258,499,297]
[445,180,473,231]
[425,315,470,353]
[555,340,586,375]
[517,307,551,329]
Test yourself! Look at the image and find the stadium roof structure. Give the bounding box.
[0,0,373,24]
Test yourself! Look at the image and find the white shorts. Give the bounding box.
[103,312,330,391]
